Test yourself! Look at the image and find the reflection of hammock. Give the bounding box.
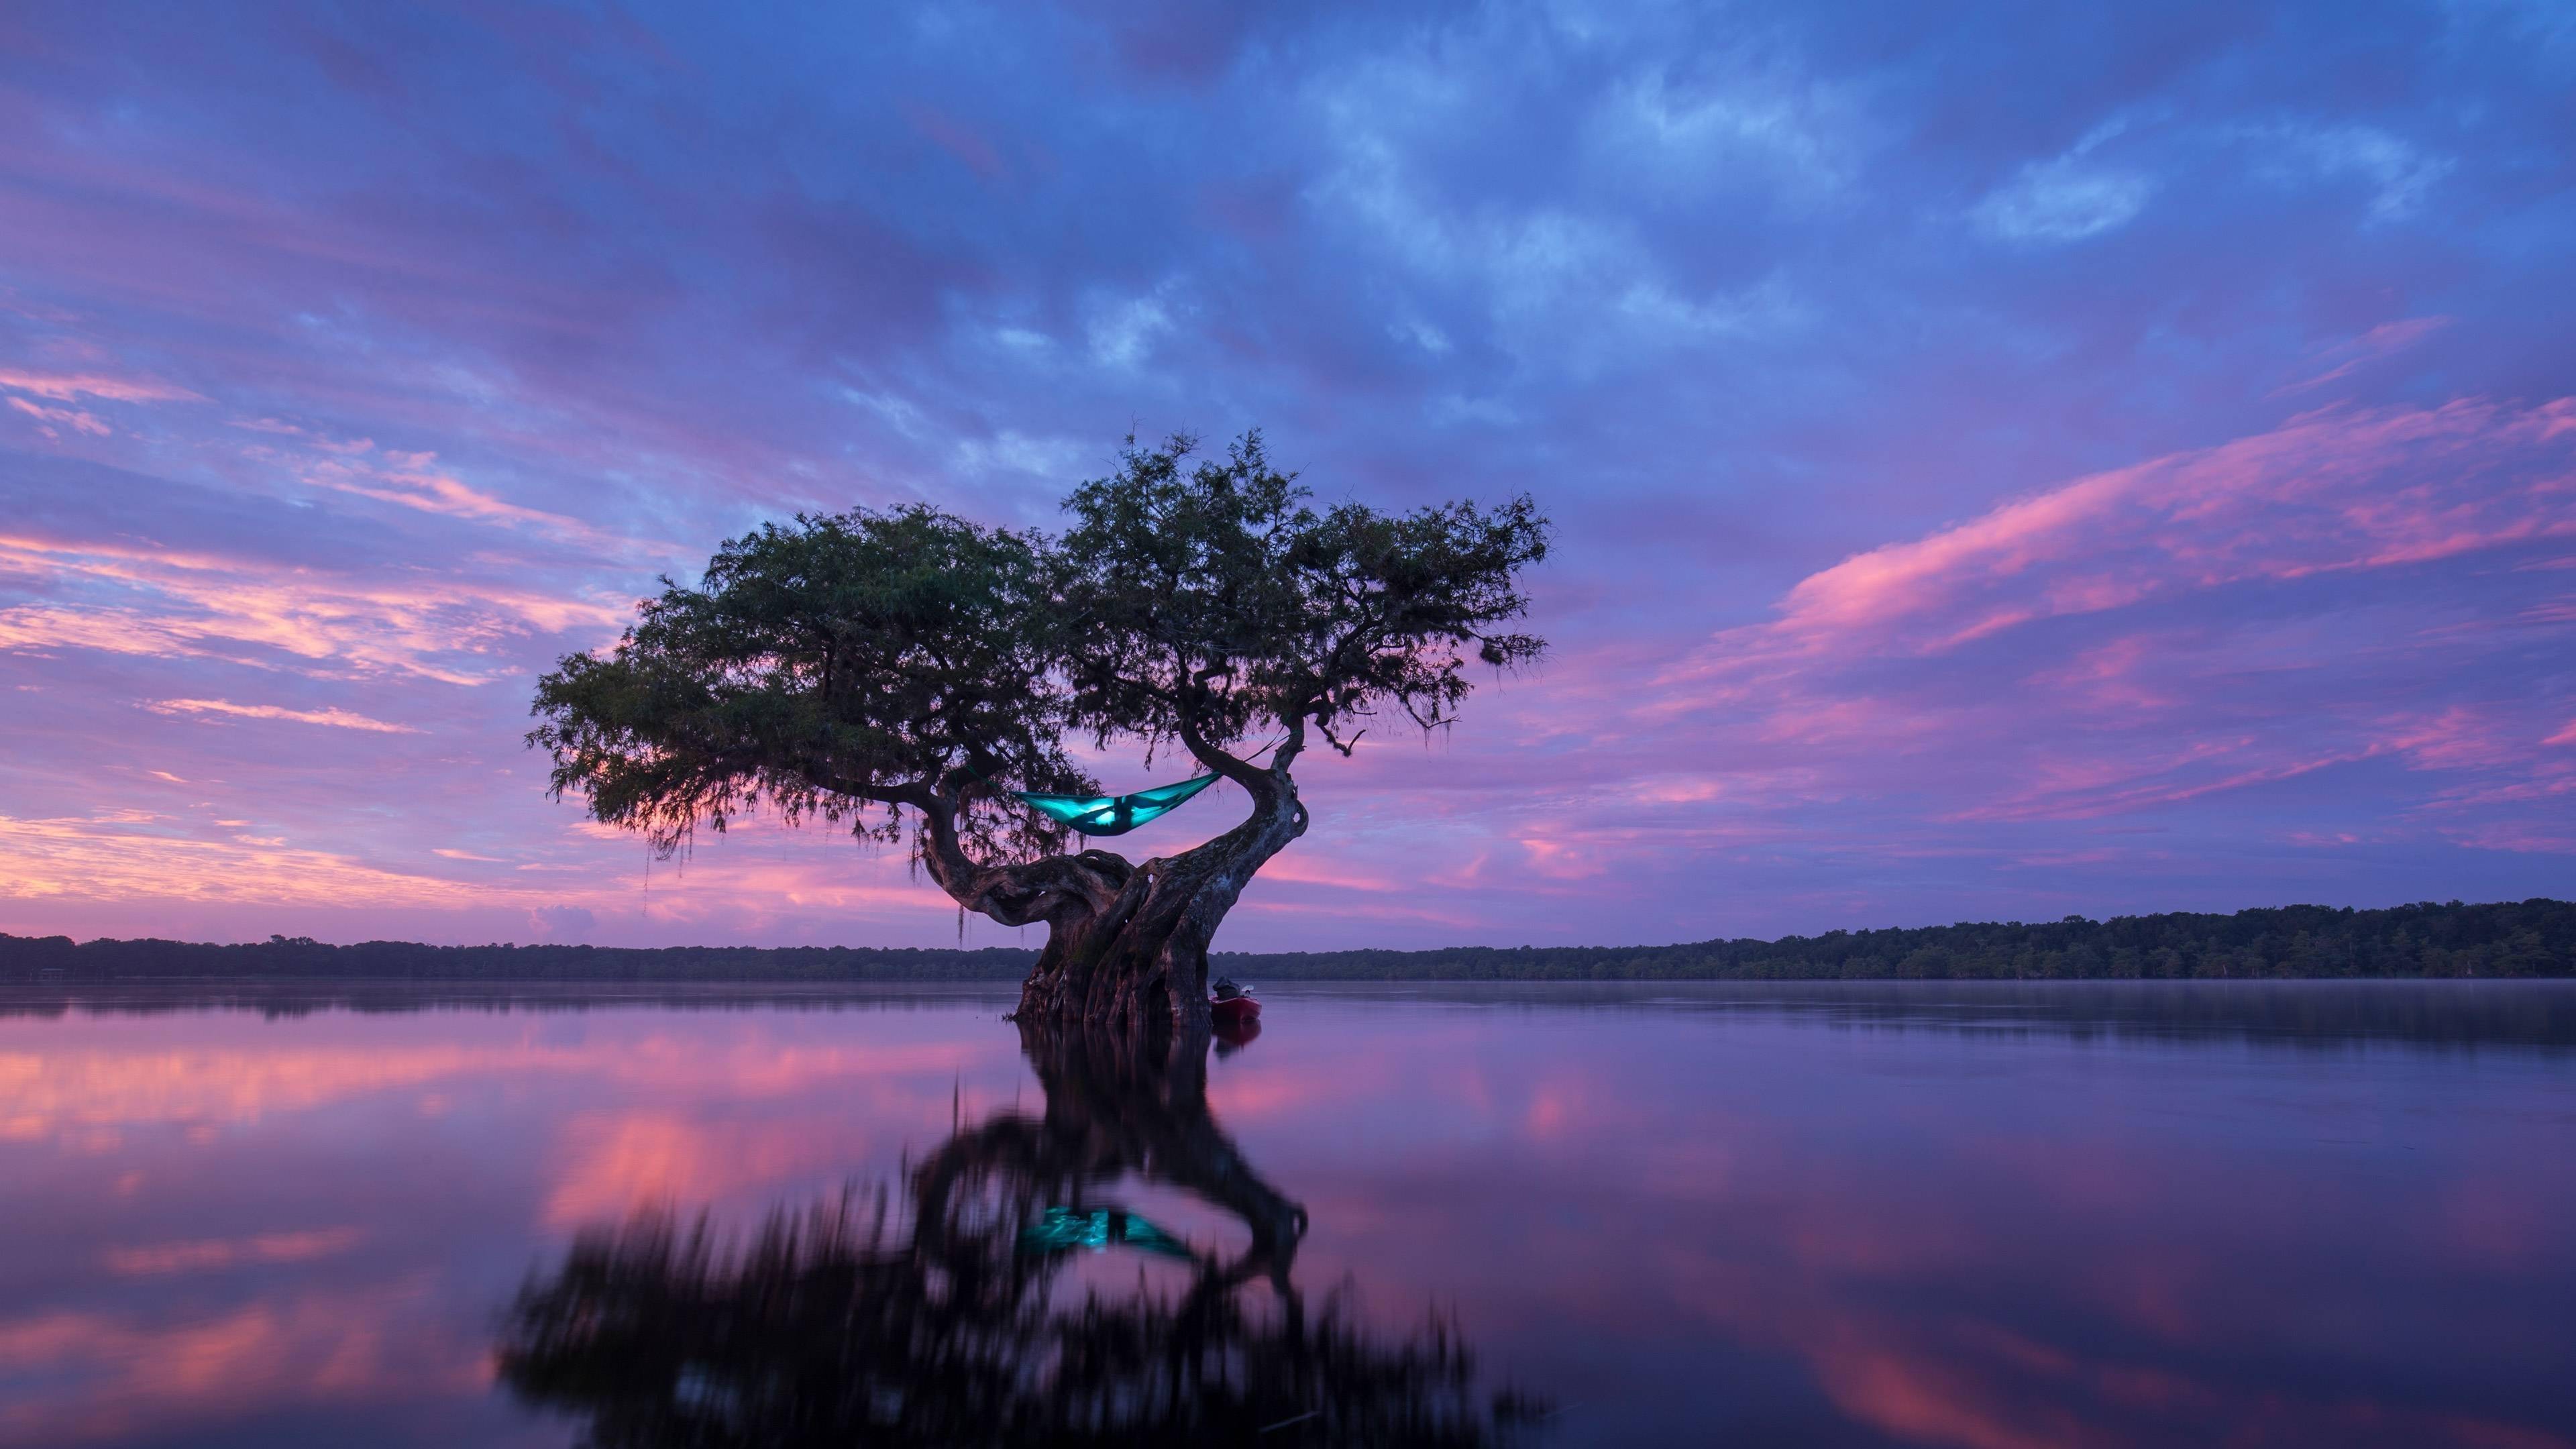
[1017,1206,1195,1260]
[1015,775,1217,837]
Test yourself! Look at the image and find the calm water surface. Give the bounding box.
[1,981,2572,1447]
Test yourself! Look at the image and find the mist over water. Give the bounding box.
[2,982,2571,1446]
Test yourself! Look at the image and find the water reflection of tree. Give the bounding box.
[497,1021,1546,1447]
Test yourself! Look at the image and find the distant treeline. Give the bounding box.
[3,899,2569,983]
[1225,899,2575,981]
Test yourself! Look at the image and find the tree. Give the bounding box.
[531,432,1548,1030]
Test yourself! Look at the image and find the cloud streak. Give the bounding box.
[1694,398,2576,665]
[148,699,419,733]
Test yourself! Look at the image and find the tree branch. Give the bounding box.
[912,792,1130,928]
[1270,713,1307,776]
[1175,705,1272,798]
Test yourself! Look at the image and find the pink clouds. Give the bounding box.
[1697,398,2576,668]
[1307,394,2576,934]
[1617,401,2576,842]
[7,396,111,436]
[149,698,419,733]
[0,810,513,911]
[1252,854,1404,894]
[0,368,204,404]
[0,810,947,934]
[0,529,629,684]
[2382,707,2532,771]
[235,425,616,542]
[0,367,204,441]
[2274,316,2453,394]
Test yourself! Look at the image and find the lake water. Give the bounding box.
[1,981,2571,1447]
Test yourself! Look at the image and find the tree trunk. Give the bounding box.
[1016,780,1305,1032]
[918,755,1307,1034]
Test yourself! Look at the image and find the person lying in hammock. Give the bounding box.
[1016,773,1218,838]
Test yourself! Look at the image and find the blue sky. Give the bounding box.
[3,1,2573,948]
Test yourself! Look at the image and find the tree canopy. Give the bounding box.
[531,503,1087,862]
[1055,433,1548,772]
[530,432,1550,869]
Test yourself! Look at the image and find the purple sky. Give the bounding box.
[3,1,2573,951]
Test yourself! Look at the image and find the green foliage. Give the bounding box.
[0,934,1040,983]
[1058,433,1549,759]
[1216,899,2576,982]
[529,505,1087,861]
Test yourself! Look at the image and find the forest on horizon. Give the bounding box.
[2,899,2568,983]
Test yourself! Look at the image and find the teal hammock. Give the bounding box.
[1015,773,1217,837]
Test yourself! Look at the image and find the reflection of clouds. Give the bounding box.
[0,1008,1026,1444]
[2434,1176,2559,1270]
[541,1112,868,1227]
[1216,1009,2576,1448]
[0,1032,992,1140]
[0,1278,486,1447]
[1517,1066,1642,1143]
[1650,1240,2562,1449]
[0,1043,493,1134]
[102,1227,366,1277]
[3,995,2567,1443]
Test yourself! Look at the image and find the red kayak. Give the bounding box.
[1211,994,1262,1026]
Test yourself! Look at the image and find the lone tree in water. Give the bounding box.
[531,433,1547,1031]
